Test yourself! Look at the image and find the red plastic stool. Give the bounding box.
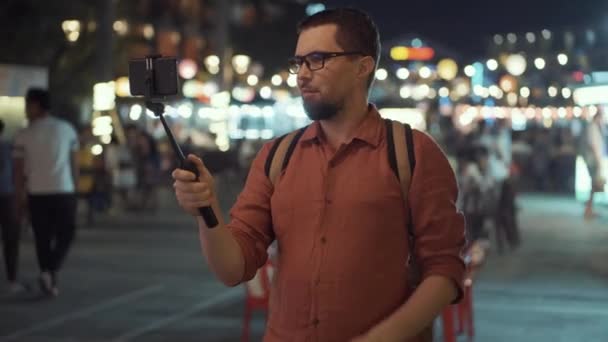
[441,242,484,341]
[241,261,274,342]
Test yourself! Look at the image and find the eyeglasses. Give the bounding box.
[288,51,365,74]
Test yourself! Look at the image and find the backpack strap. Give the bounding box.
[264,127,307,186]
[385,119,419,279]
[389,120,414,202]
[384,119,415,209]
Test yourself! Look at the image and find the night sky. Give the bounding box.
[323,0,608,58]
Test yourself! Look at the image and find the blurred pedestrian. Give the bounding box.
[172,8,465,342]
[0,119,25,295]
[456,146,493,245]
[13,88,79,297]
[583,108,606,219]
[134,130,160,211]
[104,134,137,213]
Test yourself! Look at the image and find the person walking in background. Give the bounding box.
[13,88,80,297]
[456,146,493,246]
[583,108,607,220]
[0,119,25,295]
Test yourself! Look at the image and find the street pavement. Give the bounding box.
[1,175,608,342]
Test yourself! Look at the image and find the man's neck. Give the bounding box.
[318,97,369,150]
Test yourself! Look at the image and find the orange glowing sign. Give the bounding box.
[390,46,435,61]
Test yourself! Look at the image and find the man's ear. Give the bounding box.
[358,56,376,81]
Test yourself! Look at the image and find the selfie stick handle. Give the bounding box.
[143,56,219,228]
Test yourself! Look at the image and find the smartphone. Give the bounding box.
[128,56,180,98]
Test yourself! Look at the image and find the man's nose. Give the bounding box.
[297,62,313,82]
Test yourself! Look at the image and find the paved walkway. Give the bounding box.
[1,186,607,341]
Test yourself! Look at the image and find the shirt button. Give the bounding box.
[313,318,320,326]
[315,277,321,285]
[320,236,327,244]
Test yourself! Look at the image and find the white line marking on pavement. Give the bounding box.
[112,286,243,342]
[476,301,608,316]
[1,284,165,341]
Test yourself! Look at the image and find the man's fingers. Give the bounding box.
[172,168,197,181]
[176,191,210,203]
[173,180,208,193]
[187,154,213,180]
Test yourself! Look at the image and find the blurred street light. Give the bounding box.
[113,20,128,35]
[493,34,504,45]
[548,86,558,97]
[260,86,272,99]
[557,53,568,65]
[399,86,412,99]
[520,87,531,98]
[437,59,458,80]
[143,24,154,40]
[62,20,81,43]
[542,29,552,40]
[375,68,388,81]
[115,77,131,97]
[562,87,572,99]
[505,54,527,76]
[486,59,498,71]
[526,32,536,43]
[418,66,432,79]
[247,75,259,86]
[534,58,546,70]
[507,33,517,44]
[93,82,116,111]
[232,55,251,75]
[204,55,220,74]
[396,68,410,80]
[271,74,283,86]
[464,65,476,77]
[179,59,198,79]
[287,74,298,87]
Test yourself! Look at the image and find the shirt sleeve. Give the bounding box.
[408,130,466,302]
[68,124,80,152]
[227,141,275,284]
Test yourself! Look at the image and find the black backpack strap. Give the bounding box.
[385,119,419,285]
[384,119,399,179]
[264,126,307,186]
[405,123,416,172]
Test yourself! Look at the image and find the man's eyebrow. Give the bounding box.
[293,51,328,57]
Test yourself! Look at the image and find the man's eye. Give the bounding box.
[308,54,324,63]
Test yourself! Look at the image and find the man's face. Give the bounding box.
[294,24,365,121]
[25,101,41,121]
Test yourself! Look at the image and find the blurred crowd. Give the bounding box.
[75,124,262,224]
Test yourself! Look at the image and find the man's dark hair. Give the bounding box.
[297,7,381,90]
[25,88,51,111]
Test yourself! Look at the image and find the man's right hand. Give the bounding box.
[172,154,217,217]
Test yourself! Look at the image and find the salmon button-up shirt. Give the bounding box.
[227,106,466,342]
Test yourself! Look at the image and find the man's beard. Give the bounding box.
[302,100,339,121]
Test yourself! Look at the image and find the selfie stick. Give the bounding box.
[143,55,219,228]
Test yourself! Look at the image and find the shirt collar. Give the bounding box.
[300,103,383,148]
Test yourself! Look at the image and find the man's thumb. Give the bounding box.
[187,154,212,180]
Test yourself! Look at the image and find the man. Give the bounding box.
[0,119,24,294]
[13,88,79,297]
[173,8,465,341]
[584,108,606,219]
